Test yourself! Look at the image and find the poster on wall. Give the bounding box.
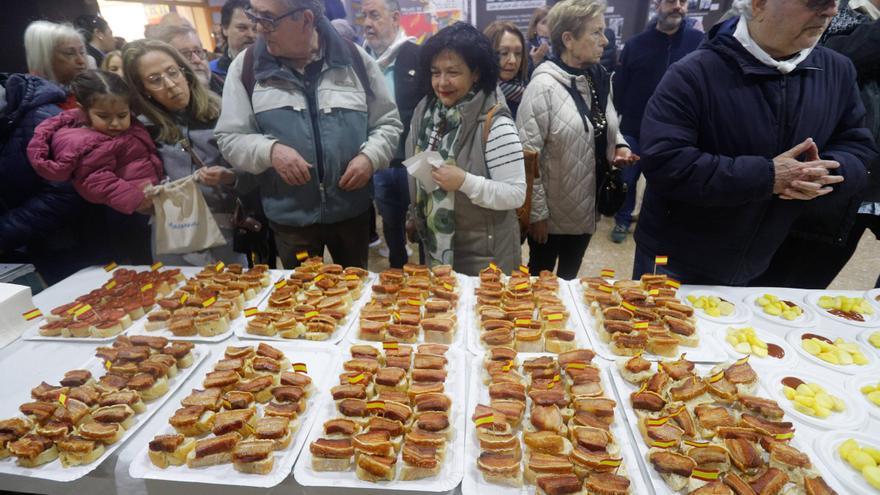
[349,0,467,43]
[471,0,546,33]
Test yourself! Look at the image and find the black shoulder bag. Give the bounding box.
[559,75,627,217]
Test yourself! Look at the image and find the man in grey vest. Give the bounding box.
[215,0,402,269]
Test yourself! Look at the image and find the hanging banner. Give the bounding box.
[472,0,545,32]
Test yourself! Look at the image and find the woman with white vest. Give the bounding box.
[516,0,638,280]
[406,22,526,275]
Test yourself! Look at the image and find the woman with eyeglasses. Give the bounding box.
[24,21,89,109]
[147,24,224,95]
[123,39,245,266]
[483,21,529,119]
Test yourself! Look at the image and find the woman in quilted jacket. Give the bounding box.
[27,69,164,215]
[516,0,637,280]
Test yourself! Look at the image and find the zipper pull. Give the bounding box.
[319,183,326,202]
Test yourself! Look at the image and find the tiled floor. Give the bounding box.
[367,216,880,289]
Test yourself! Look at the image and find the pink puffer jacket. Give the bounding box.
[27,108,164,214]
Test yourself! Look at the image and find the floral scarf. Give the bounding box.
[413,93,474,267]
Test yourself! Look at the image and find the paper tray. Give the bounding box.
[21,265,198,343]
[607,361,848,495]
[566,280,727,363]
[0,346,210,482]
[462,352,651,495]
[235,273,377,345]
[467,277,593,356]
[294,344,466,492]
[128,342,338,488]
[126,270,282,343]
[346,273,473,349]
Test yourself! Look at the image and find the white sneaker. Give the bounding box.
[379,245,389,258]
[406,245,413,257]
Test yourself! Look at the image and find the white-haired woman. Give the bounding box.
[516,0,637,280]
[24,20,88,109]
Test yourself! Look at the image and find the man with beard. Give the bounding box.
[610,0,703,243]
[149,24,225,94]
[211,0,257,85]
[361,0,421,268]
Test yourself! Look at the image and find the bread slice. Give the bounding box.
[399,462,441,481]
[148,438,195,468]
[58,443,105,467]
[480,468,523,487]
[186,450,232,468]
[423,329,453,345]
[140,376,169,401]
[233,454,274,474]
[544,337,576,354]
[16,444,59,468]
[311,456,352,472]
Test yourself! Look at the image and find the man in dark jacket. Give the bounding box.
[610,0,703,243]
[362,0,421,268]
[634,0,876,286]
[210,0,257,84]
[754,0,880,288]
[0,74,102,284]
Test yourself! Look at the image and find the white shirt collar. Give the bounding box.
[733,16,814,74]
[850,0,880,20]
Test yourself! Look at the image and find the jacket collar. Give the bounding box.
[0,73,65,119]
[705,17,822,76]
[254,15,355,83]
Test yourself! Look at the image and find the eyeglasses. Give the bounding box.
[179,48,207,61]
[143,66,185,90]
[244,7,306,33]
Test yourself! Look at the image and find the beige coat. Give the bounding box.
[516,60,626,235]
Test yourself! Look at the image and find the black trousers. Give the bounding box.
[750,214,880,289]
[527,233,592,280]
[272,209,370,269]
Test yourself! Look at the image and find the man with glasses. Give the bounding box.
[610,0,703,244]
[215,0,402,270]
[148,24,224,94]
[360,0,420,268]
[211,0,258,85]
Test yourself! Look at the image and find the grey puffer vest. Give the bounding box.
[407,90,521,276]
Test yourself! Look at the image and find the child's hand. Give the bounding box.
[136,195,153,214]
[198,166,235,187]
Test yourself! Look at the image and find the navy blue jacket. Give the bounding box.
[635,18,876,286]
[613,21,703,139]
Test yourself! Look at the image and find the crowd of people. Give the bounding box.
[0,0,877,289]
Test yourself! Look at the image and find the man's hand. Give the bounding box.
[611,147,640,168]
[197,166,235,186]
[773,138,841,199]
[339,153,374,191]
[431,164,466,192]
[529,219,549,244]
[271,143,312,186]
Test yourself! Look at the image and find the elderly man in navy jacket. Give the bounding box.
[634,0,877,286]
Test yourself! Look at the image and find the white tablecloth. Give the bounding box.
[0,268,877,494]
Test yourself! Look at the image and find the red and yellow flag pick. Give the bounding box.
[140,283,154,293]
[348,373,366,384]
[598,283,614,294]
[296,251,309,261]
[244,307,259,317]
[383,341,399,351]
[103,261,118,272]
[214,261,225,272]
[443,282,454,291]
[646,415,670,427]
[366,400,385,411]
[666,278,681,289]
[650,439,678,449]
[474,413,494,427]
[598,458,622,468]
[150,261,163,272]
[564,361,587,370]
[274,279,287,290]
[407,298,421,306]
[633,320,649,330]
[345,274,359,281]
[66,302,84,315]
[73,304,93,318]
[514,318,532,326]
[103,280,117,291]
[292,362,308,373]
[104,360,112,370]
[202,296,217,308]
[600,268,615,279]
[501,360,514,372]
[489,262,499,272]
[546,313,564,322]
[58,393,67,407]
[514,281,529,291]
[621,301,637,312]
[304,311,319,320]
[655,255,669,266]
[518,264,529,275]
[708,371,725,383]
[547,374,561,389]
[691,469,720,482]
[180,293,189,305]
[22,308,42,321]
[774,431,795,441]
[648,288,660,296]
[313,274,325,284]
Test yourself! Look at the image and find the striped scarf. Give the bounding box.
[499,79,527,106]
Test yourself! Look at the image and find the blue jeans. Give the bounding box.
[614,135,642,228]
[374,167,410,268]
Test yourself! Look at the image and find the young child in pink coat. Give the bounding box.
[28,70,163,214]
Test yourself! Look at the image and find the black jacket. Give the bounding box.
[391,41,421,167]
[635,18,876,285]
